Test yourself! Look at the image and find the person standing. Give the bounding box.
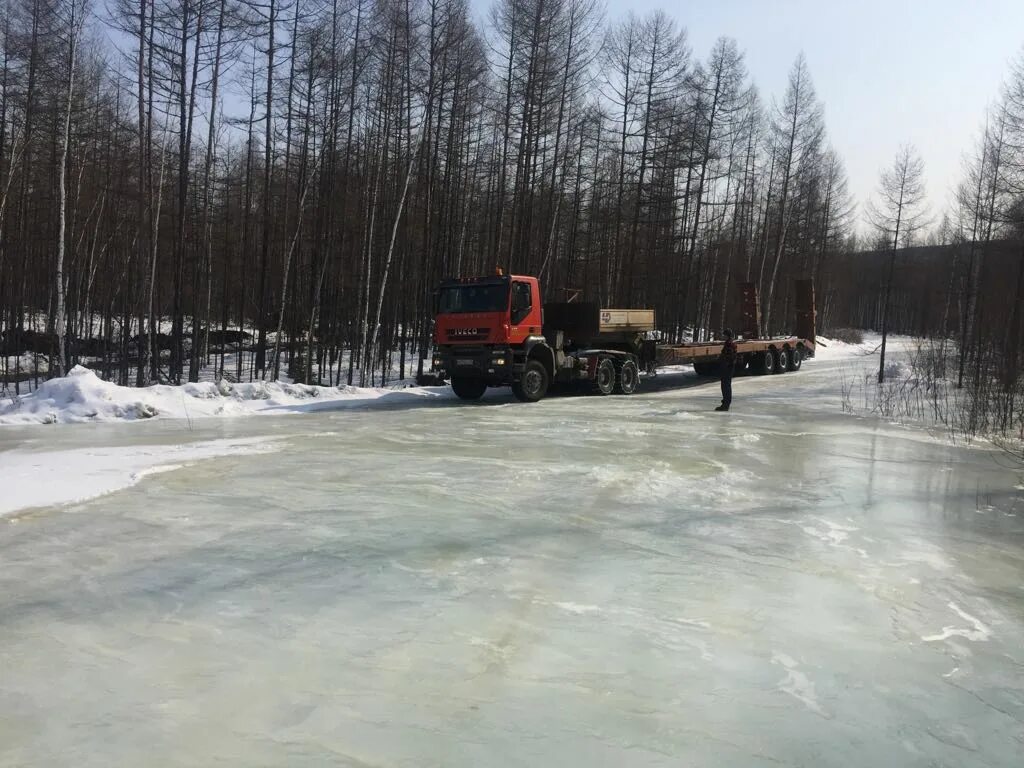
[715,329,737,412]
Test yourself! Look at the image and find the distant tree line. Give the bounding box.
[3,0,862,392]
[825,50,1024,439]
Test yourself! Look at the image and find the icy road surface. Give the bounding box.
[2,357,1024,767]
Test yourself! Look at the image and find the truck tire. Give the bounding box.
[512,360,550,402]
[788,346,803,371]
[752,349,775,375]
[617,359,639,394]
[451,376,486,400]
[774,347,789,373]
[595,358,616,395]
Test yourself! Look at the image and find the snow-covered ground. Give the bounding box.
[0,364,446,426]
[1,336,876,428]
[1,336,1022,766]
[0,337,879,514]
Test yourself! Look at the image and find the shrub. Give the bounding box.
[829,327,864,344]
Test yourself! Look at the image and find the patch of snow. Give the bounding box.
[0,365,450,426]
[1,436,282,517]
[812,335,877,361]
[2,352,50,376]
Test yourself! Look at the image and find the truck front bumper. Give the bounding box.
[429,346,519,384]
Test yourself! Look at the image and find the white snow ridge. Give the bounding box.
[0,365,445,425]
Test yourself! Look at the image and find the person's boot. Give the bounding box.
[715,404,729,412]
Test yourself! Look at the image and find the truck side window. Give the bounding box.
[511,282,532,323]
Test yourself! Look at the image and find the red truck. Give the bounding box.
[419,271,816,402]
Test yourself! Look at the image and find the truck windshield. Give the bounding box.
[438,283,509,314]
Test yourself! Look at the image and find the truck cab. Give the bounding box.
[428,273,554,401]
[433,273,542,347]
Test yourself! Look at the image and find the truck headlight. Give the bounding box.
[432,357,442,368]
[492,357,507,365]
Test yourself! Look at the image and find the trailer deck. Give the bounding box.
[654,336,813,367]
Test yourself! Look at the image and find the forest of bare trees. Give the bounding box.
[823,49,1024,441]
[0,0,862,392]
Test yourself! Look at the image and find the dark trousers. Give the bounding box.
[720,373,733,407]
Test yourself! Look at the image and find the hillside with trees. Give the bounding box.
[0,0,856,389]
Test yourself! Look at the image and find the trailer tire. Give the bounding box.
[512,360,550,403]
[788,346,803,371]
[595,358,616,395]
[617,360,639,395]
[451,376,486,401]
[752,349,775,375]
[774,347,789,373]
[693,361,716,377]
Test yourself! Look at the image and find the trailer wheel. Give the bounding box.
[512,360,550,402]
[693,361,716,377]
[788,346,803,371]
[595,358,616,395]
[617,360,640,394]
[753,349,775,375]
[451,376,486,400]
[774,347,789,373]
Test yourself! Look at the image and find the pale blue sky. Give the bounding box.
[473,0,1024,228]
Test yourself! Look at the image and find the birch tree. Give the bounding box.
[53,0,88,377]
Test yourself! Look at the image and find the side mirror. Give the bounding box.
[431,289,439,316]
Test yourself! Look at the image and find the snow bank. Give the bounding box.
[1,437,281,517]
[813,335,879,361]
[0,365,449,426]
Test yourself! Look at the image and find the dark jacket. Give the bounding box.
[719,339,737,375]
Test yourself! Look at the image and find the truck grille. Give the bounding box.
[446,328,490,341]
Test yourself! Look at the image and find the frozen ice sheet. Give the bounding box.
[2,358,1023,767]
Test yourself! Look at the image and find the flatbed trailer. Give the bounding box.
[421,274,816,402]
[654,335,814,375]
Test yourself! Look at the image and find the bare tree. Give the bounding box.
[762,53,823,334]
[867,143,928,383]
[53,0,89,377]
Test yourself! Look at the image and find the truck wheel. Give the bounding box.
[512,360,549,402]
[595,358,616,395]
[451,376,486,400]
[774,347,789,373]
[788,346,803,371]
[617,360,639,395]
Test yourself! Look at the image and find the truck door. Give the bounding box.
[510,281,533,342]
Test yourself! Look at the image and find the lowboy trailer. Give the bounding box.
[418,272,816,403]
